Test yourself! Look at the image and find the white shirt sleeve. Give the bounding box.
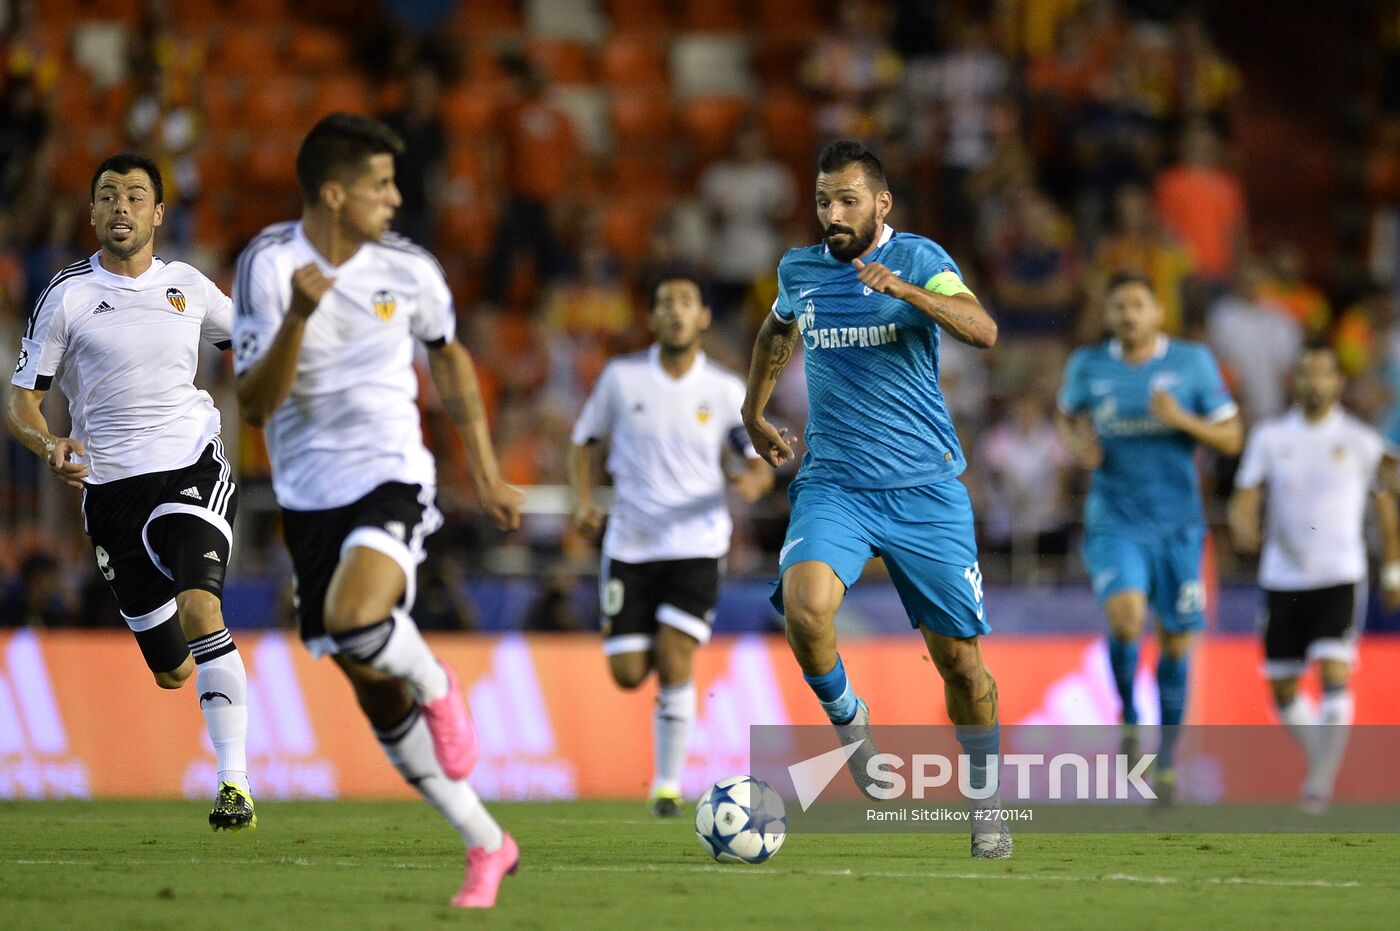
[410,256,456,346]
[200,276,234,348]
[1234,423,1270,489]
[12,280,69,391]
[231,245,286,376]
[571,365,616,445]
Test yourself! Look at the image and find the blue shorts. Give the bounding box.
[770,477,989,639]
[1082,528,1206,633]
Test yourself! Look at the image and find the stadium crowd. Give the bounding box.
[4,0,1400,628]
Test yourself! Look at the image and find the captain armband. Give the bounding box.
[924,271,974,299]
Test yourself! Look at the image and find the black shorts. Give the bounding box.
[281,481,442,654]
[82,438,237,626]
[1262,582,1365,677]
[599,556,720,655]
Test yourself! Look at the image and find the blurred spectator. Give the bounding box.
[1205,259,1301,422]
[1333,284,1395,378]
[697,123,795,316]
[123,69,202,252]
[0,75,47,207]
[1154,122,1246,286]
[0,552,76,628]
[543,234,635,337]
[380,64,447,248]
[988,192,1082,336]
[1072,55,1160,244]
[521,568,586,632]
[801,0,903,139]
[1260,241,1332,338]
[1088,184,1193,337]
[1173,11,1241,131]
[905,21,1009,233]
[484,55,580,309]
[975,387,1074,576]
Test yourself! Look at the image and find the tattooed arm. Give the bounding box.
[427,340,523,530]
[741,312,801,467]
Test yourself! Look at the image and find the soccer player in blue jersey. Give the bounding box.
[742,140,1008,858]
[1055,272,1242,803]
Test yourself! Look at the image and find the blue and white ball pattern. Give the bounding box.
[694,775,787,863]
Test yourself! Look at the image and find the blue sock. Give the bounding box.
[1108,636,1139,726]
[803,655,858,725]
[1156,654,1188,770]
[955,722,1001,794]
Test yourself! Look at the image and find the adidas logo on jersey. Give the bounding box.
[180,486,202,500]
[92,301,116,315]
[203,551,220,561]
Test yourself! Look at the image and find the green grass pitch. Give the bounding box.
[2,801,1396,929]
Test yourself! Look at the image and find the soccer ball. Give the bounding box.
[694,775,787,864]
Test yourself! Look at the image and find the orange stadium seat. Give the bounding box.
[164,0,221,30]
[442,83,503,138]
[455,0,522,37]
[215,28,283,75]
[757,0,824,40]
[609,90,673,141]
[680,95,749,158]
[527,38,593,86]
[309,75,370,120]
[602,200,658,262]
[599,35,669,88]
[605,0,672,34]
[680,0,746,32]
[225,0,290,19]
[288,27,350,72]
[200,74,247,131]
[608,150,679,197]
[761,90,817,159]
[244,76,306,130]
[246,134,299,189]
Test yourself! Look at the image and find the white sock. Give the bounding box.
[652,681,696,796]
[1307,687,1354,798]
[377,708,503,851]
[335,610,448,704]
[193,644,250,793]
[1276,694,1318,759]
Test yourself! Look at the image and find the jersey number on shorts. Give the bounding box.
[963,562,984,604]
[602,578,624,616]
[95,545,115,581]
[1176,580,1205,615]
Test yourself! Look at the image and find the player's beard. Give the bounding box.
[100,224,152,260]
[824,215,878,262]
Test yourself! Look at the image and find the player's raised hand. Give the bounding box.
[743,414,796,468]
[481,480,525,532]
[572,503,606,543]
[289,263,335,319]
[46,437,88,489]
[852,258,905,297]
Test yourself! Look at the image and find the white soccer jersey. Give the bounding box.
[11,254,232,484]
[572,345,759,562]
[1235,407,1386,590]
[231,222,455,510]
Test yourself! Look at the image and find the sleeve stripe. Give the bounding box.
[1206,401,1240,424]
[233,225,295,318]
[24,263,92,338]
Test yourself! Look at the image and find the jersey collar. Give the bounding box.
[1108,334,1168,361]
[88,251,166,286]
[295,221,367,273]
[649,343,706,383]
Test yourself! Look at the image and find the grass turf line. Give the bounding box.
[1,801,1396,930]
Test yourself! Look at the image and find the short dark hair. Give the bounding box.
[90,152,164,204]
[295,113,405,203]
[646,270,709,309]
[817,139,887,190]
[1105,270,1154,295]
[1298,341,1340,365]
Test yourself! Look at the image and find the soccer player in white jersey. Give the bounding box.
[1228,344,1400,812]
[568,274,773,817]
[6,153,254,830]
[232,114,524,909]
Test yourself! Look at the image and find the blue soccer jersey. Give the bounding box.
[1058,337,1237,539]
[774,226,968,489]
